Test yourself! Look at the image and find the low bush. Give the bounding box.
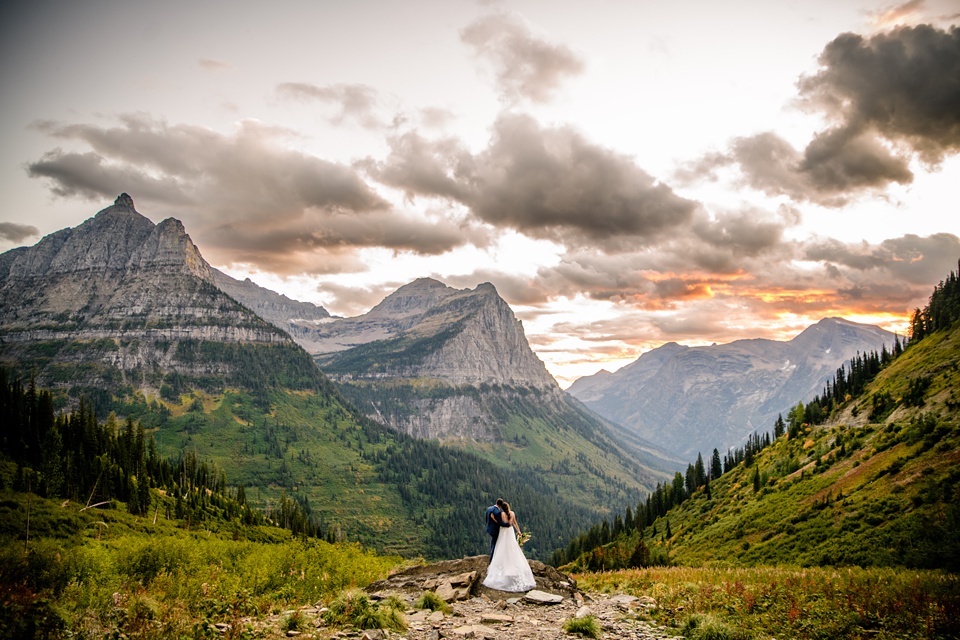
[563,614,602,638]
[415,590,452,614]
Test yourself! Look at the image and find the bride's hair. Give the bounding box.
[503,502,511,516]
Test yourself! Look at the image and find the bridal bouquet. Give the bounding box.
[517,532,531,547]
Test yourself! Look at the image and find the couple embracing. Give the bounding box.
[482,498,536,592]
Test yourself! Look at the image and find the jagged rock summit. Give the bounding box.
[567,317,897,459]
[0,194,313,396]
[306,278,557,391]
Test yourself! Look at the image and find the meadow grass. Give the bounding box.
[575,565,959,640]
[1,524,402,639]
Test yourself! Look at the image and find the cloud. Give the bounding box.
[27,149,195,205]
[198,58,233,72]
[803,232,960,288]
[372,113,699,250]
[276,82,384,129]
[505,231,956,374]
[798,25,960,164]
[0,221,39,243]
[314,280,412,317]
[368,131,473,203]
[872,0,926,27]
[471,230,957,332]
[27,115,476,274]
[678,25,960,204]
[461,13,585,104]
[417,107,457,130]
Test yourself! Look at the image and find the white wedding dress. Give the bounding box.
[483,519,536,592]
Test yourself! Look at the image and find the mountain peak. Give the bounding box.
[366,277,456,320]
[114,192,135,209]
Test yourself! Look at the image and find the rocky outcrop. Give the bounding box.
[567,317,896,459]
[363,555,579,602]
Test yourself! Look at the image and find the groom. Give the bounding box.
[485,498,512,557]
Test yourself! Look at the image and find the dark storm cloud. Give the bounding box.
[468,114,698,248]
[27,115,475,274]
[30,116,386,216]
[0,221,39,243]
[276,82,384,129]
[27,149,194,205]
[678,25,960,204]
[461,13,585,104]
[371,113,699,250]
[798,25,960,163]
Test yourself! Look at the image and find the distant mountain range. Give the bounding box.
[567,318,896,459]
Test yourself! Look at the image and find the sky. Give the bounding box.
[1,0,959,388]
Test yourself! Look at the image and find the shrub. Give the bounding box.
[415,590,451,614]
[681,613,753,640]
[281,610,305,632]
[322,589,407,632]
[563,615,602,638]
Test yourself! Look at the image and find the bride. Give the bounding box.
[482,501,536,592]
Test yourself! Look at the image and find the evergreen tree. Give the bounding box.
[629,538,650,568]
[787,402,805,438]
[774,413,785,439]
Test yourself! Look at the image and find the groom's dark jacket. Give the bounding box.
[485,505,510,535]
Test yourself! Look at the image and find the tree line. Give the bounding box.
[0,368,327,540]
[909,259,960,341]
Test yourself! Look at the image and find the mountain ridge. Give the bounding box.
[568,317,896,459]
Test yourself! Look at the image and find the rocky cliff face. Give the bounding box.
[0,194,308,395]
[308,278,557,391]
[567,317,896,459]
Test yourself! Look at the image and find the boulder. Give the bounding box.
[524,590,564,605]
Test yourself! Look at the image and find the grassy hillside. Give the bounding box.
[337,379,672,496]
[562,319,960,572]
[0,483,401,639]
[117,385,641,561]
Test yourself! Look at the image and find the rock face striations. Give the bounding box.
[0,194,320,398]
[310,278,556,390]
[296,278,572,441]
[567,317,896,459]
